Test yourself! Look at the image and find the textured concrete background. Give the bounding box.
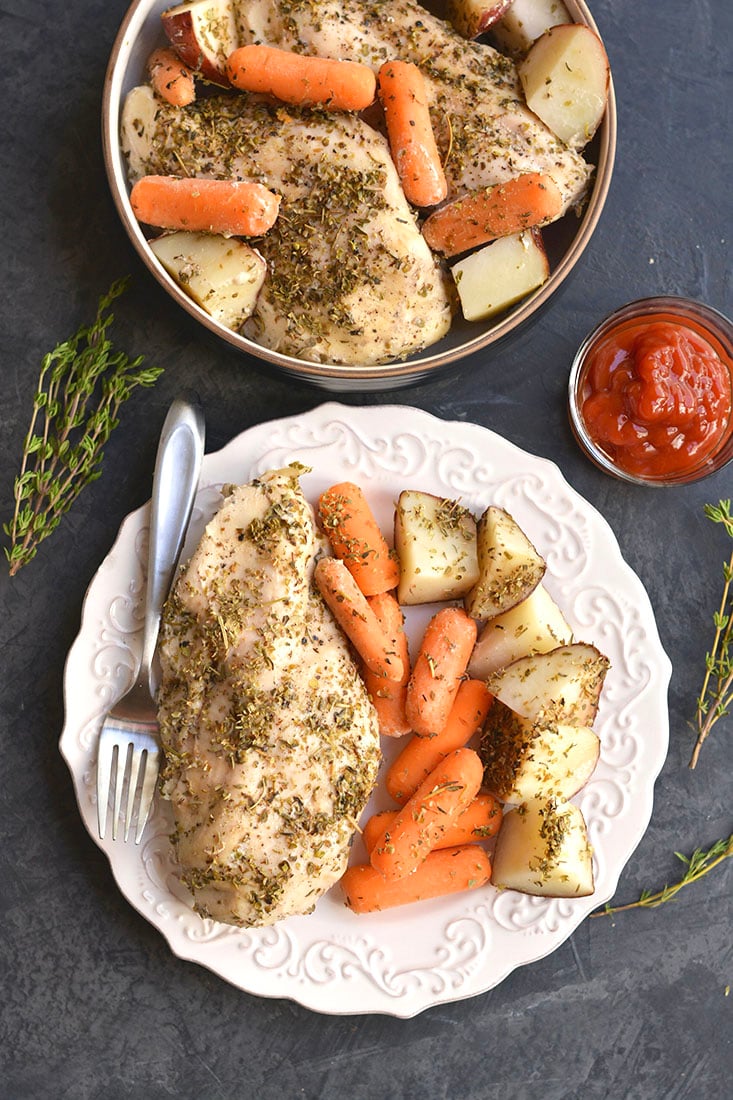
[1,1,731,1097]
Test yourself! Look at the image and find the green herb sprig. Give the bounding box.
[5,278,162,576]
[690,499,733,768]
[592,833,733,917]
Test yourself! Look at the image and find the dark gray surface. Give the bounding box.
[1,1,731,1097]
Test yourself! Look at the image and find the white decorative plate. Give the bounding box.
[60,403,671,1017]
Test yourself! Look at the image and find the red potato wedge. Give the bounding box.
[467,583,573,680]
[446,0,513,41]
[490,0,572,57]
[491,797,594,897]
[464,505,546,621]
[519,23,610,150]
[451,229,550,323]
[162,0,238,87]
[149,231,266,330]
[485,642,610,726]
[121,85,162,172]
[480,699,600,803]
[394,490,479,605]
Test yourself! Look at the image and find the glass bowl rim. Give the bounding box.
[567,295,733,486]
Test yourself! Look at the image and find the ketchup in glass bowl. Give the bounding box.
[568,297,733,485]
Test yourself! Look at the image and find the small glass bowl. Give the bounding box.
[568,296,733,486]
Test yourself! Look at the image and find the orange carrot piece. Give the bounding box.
[386,678,492,802]
[361,592,412,737]
[318,482,399,597]
[370,747,484,881]
[130,176,281,236]
[422,172,564,257]
[378,60,447,208]
[404,607,478,736]
[147,47,196,107]
[362,793,502,855]
[227,44,376,111]
[314,557,404,681]
[344,845,491,913]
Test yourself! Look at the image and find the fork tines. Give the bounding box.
[96,725,160,844]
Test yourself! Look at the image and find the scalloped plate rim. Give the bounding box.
[60,403,671,1017]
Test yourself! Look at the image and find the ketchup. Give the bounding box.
[580,316,732,478]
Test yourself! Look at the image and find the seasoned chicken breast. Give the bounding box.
[232,0,593,211]
[122,87,453,365]
[157,467,381,927]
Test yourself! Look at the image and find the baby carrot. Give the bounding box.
[421,172,563,257]
[130,176,281,236]
[361,592,412,737]
[314,557,404,681]
[342,845,491,913]
[370,747,484,881]
[404,607,478,736]
[227,45,376,112]
[386,678,492,802]
[362,793,502,854]
[147,47,196,107]
[318,482,399,597]
[378,60,447,208]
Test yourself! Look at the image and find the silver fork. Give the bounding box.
[96,396,205,843]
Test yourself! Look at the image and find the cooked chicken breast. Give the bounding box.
[122,87,453,365]
[157,467,381,927]
[233,0,593,211]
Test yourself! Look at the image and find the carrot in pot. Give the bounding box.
[404,606,477,737]
[147,47,196,107]
[130,176,281,237]
[378,60,447,208]
[421,172,563,257]
[361,592,412,737]
[362,793,502,854]
[343,845,491,913]
[226,44,376,112]
[369,746,484,881]
[318,482,399,597]
[386,678,492,802]
[314,557,404,682]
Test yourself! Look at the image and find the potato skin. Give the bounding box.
[480,699,600,803]
[464,505,546,620]
[491,796,595,897]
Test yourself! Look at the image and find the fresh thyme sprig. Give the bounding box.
[5,278,162,576]
[690,499,733,769]
[592,833,733,917]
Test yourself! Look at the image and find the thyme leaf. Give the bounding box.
[4,278,162,576]
[690,499,733,768]
[591,833,733,917]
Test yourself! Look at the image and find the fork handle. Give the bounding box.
[137,395,206,697]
